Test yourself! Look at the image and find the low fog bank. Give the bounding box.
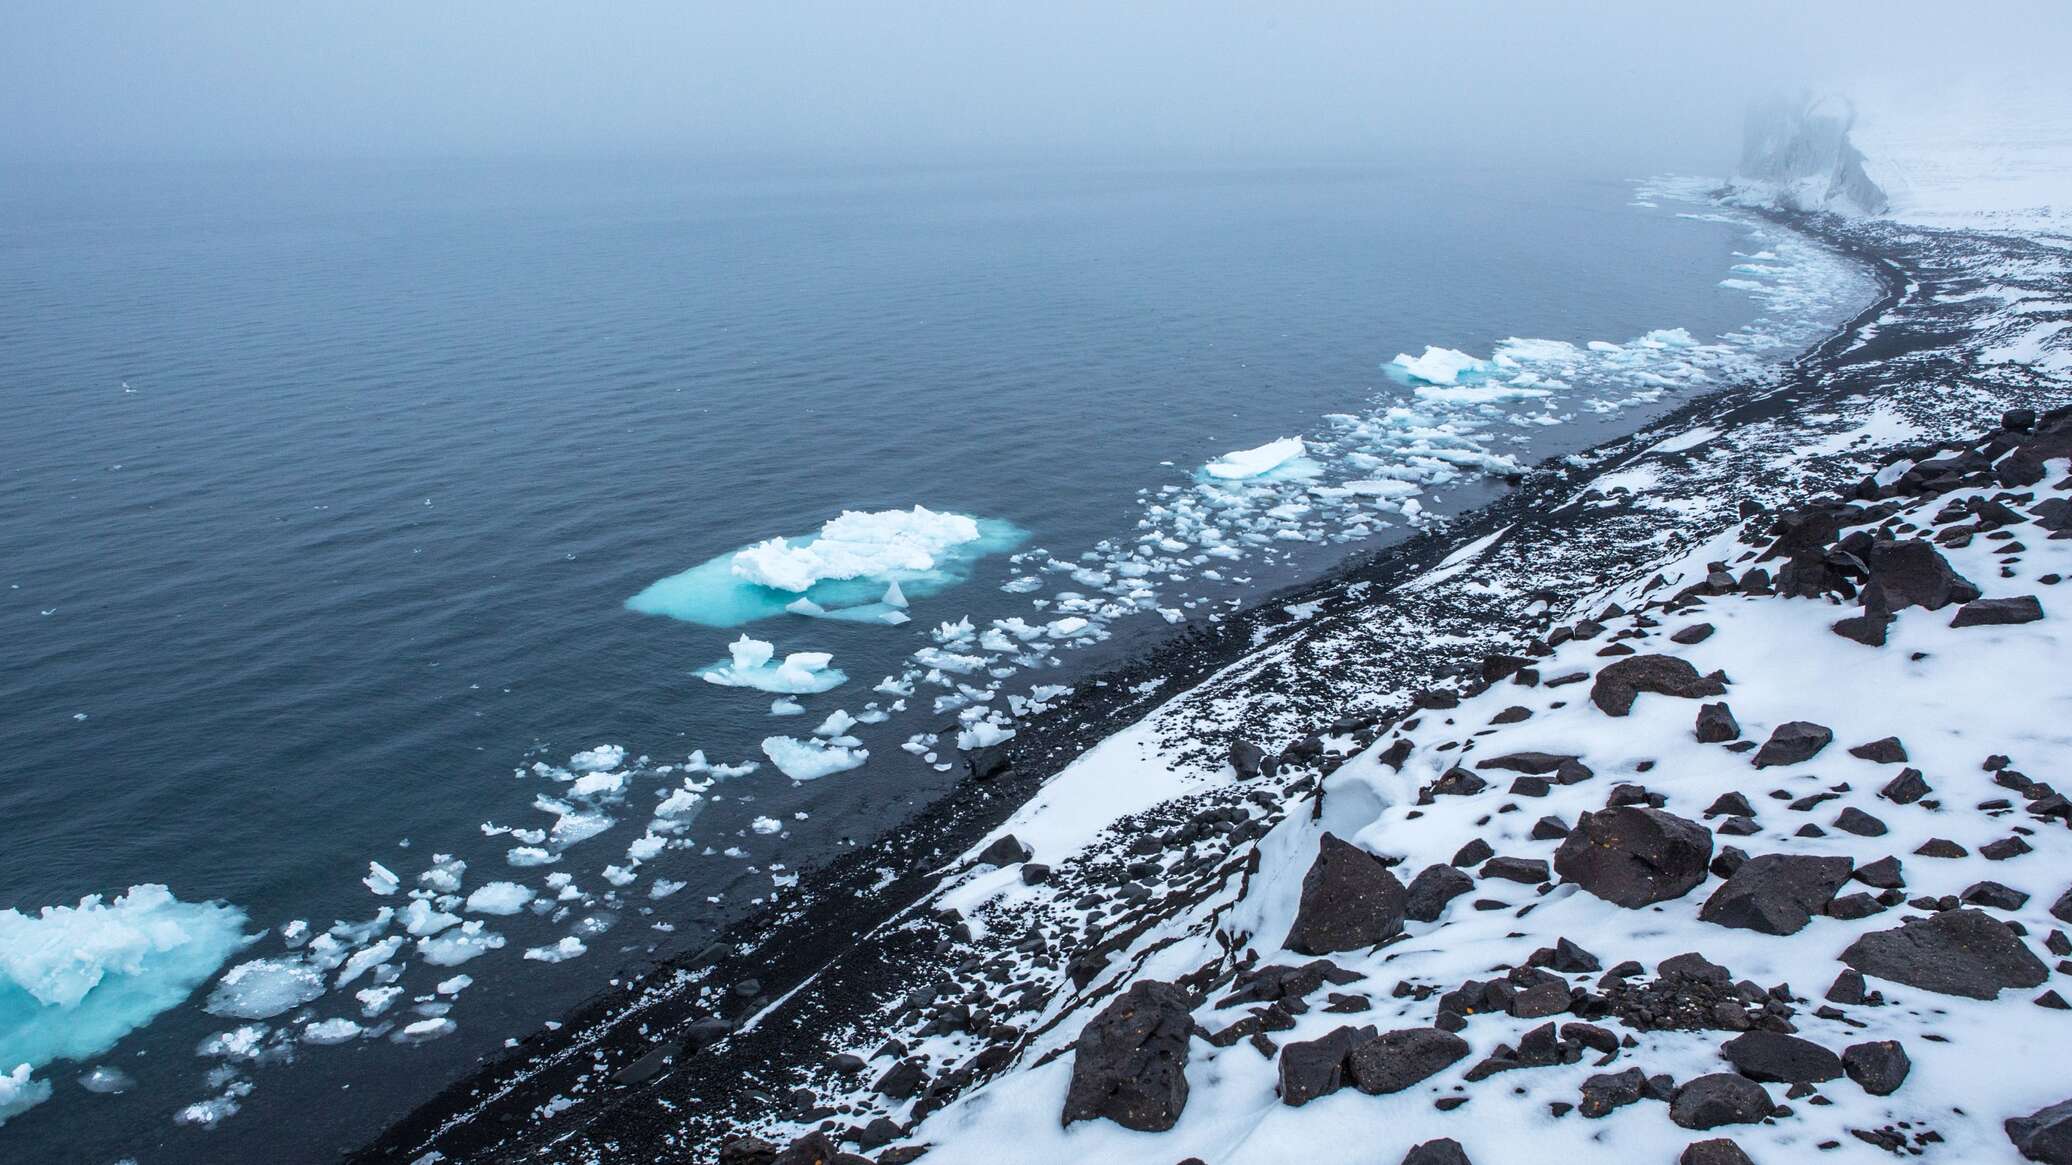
[3,2,2067,174]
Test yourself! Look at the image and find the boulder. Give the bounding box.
[1401,1140,1473,1165]
[1404,863,1475,923]
[1848,736,1908,763]
[1229,740,1268,779]
[770,1132,844,1165]
[1277,1024,1374,1106]
[2008,1098,2072,1164]
[976,834,1032,867]
[1061,981,1195,1130]
[1700,854,1853,934]
[1591,655,1728,717]
[1481,856,1551,884]
[1952,595,2044,627]
[1859,538,1981,612]
[1695,702,1740,743]
[1285,833,1407,954]
[1578,1066,1648,1117]
[1680,1140,1756,1165]
[1752,721,1833,768]
[1842,1040,1910,1096]
[1554,806,1714,908]
[1719,1030,1842,1084]
[1670,1073,1774,1130]
[1345,1027,1471,1095]
[1840,908,2049,999]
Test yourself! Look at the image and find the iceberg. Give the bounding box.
[464,882,535,916]
[760,735,869,780]
[0,1064,50,1125]
[698,636,848,694]
[627,509,1025,628]
[0,885,247,1076]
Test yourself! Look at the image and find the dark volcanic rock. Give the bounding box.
[1833,807,1888,837]
[1671,1073,1774,1130]
[1346,1027,1471,1095]
[1404,863,1475,923]
[1680,1139,1756,1165]
[770,1132,843,1165]
[1228,740,1268,779]
[1592,655,1729,717]
[1700,854,1854,934]
[1285,833,1407,954]
[976,834,1032,867]
[1832,613,1892,646]
[1554,806,1714,908]
[1849,736,1909,763]
[1840,908,2049,999]
[1752,721,1833,768]
[2008,1098,2072,1164]
[1475,751,1580,774]
[1880,768,1932,804]
[1952,595,2045,627]
[1719,1030,1842,1083]
[1061,981,1195,1130]
[1401,1140,1472,1165]
[1578,1066,1648,1118]
[1842,1040,1910,1096]
[1860,538,1981,611]
[1695,702,1741,743]
[1277,1024,1374,1107]
[1481,856,1551,885]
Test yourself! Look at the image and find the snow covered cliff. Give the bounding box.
[1738,95,1887,217]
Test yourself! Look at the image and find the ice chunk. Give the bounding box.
[699,637,848,694]
[523,936,588,963]
[334,936,404,987]
[1203,437,1309,480]
[395,1017,455,1044]
[416,921,505,967]
[78,1064,133,1093]
[812,709,858,737]
[1390,345,1488,384]
[731,507,983,592]
[300,1018,363,1045]
[0,1064,51,1125]
[567,744,625,773]
[0,885,247,1074]
[568,771,626,798]
[362,862,400,896]
[204,957,326,1020]
[760,735,869,780]
[464,882,535,916]
[398,899,460,937]
[750,816,782,835]
[769,698,805,716]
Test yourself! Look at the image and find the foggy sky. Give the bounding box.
[4,1,2065,170]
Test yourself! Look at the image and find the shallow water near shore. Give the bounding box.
[0,158,1873,1160]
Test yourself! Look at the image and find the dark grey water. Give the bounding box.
[0,159,1870,1161]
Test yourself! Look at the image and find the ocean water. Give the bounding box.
[0,159,1874,1160]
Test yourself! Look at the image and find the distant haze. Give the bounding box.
[3,1,2066,169]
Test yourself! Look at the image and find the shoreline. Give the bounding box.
[351,203,1927,1163]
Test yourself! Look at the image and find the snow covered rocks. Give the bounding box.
[1589,654,1727,716]
[1698,853,1853,935]
[1553,806,1713,907]
[1284,833,1407,954]
[1060,981,1195,1131]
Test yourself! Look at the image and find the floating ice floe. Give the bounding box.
[760,735,869,780]
[0,884,247,1096]
[464,882,534,916]
[698,636,848,694]
[1390,345,1488,384]
[1201,436,1318,481]
[626,507,1024,627]
[204,958,326,1020]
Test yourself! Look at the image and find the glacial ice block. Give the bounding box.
[1203,437,1315,481]
[626,510,1024,628]
[0,884,248,1074]
[761,735,869,780]
[699,636,848,694]
[1390,345,1489,385]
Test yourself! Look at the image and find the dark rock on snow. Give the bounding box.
[1751,721,1833,768]
[1699,854,1852,935]
[1842,1039,1911,1097]
[1718,1030,1842,1084]
[1277,1024,1374,1107]
[975,834,1032,867]
[1401,1139,1473,1165]
[1670,1073,1774,1130]
[1554,806,1714,908]
[1404,863,1475,922]
[1695,702,1741,743]
[1680,1139,1757,1165]
[1285,833,1407,954]
[1591,654,1729,717]
[1345,1027,1472,1095]
[1859,538,1981,612]
[2008,1097,2072,1164]
[1061,981,1195,1130]
[1952,595,2045,627]
[1848,736,1909,763]
[1839,908,2049,999]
